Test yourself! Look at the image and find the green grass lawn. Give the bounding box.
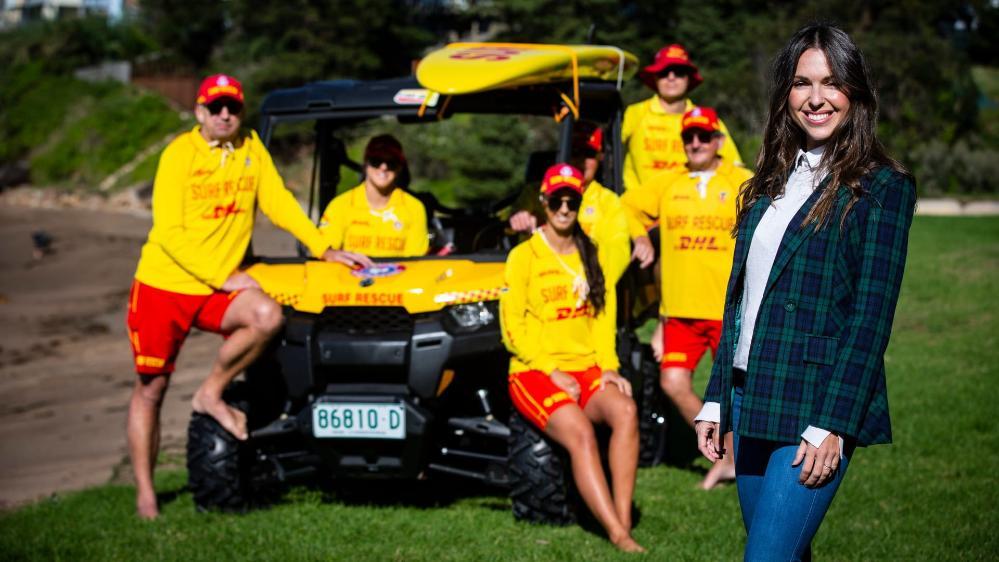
[1,217,996,561]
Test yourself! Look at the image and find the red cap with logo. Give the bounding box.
[681,106,720,134]
[574,125,603,153]
[541,163,585,196]
[196,74,244,105]
[638,43,703,91]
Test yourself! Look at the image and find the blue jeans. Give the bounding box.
[732,386,852,562]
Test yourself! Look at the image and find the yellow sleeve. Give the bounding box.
[620,176,665,231]
[594,273,619,372]
[500,246,558,374]
[403,196,429,256]
[717,117,744,167]
[318,194,348,251]
[590,195,632,285]
[150,144,229,289]
[621,101,645,191]
[621,101,641,143]
[255,144,330,258]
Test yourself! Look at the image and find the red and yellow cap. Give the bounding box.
[541,163,585,196]
[638,43,703,91]
[196,74,244,105]
[681,106,720,134]
[572,122,603,154]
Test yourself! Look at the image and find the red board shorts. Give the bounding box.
[508,365,603,431]
[125,280,239,375]
[660,317,722,371]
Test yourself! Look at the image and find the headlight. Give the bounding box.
[446,302,495,331]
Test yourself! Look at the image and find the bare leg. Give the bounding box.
[701,432,736,490]
[127,374,169,519]
[545,405,645,553]
[583,387,639,531]
[191,289,282,440]
[659,366,701,426]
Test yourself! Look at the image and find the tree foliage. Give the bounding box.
[0,0,995,195]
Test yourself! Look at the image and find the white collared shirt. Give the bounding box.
[696,146,840,450]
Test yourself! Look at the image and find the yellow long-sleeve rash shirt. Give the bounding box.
[622,96,743,191]
[500,232,618,375]
[621,159,753,320]
[579,181,646,284]
[319,184,429,257]
[134,127,329,295]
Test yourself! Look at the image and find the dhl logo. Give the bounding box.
[554,303,592,320]
[676,236,721,250]
[203,201,244,219]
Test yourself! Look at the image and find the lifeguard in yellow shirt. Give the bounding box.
[622,43,743,191]
[126,75,370,520]
[501,164,644,553]
[319,135,429,259]
[622,106,753,489]
[508,122,655,281]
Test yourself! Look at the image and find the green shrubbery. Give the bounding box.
[0,63,185,189]
[0,17,184,190]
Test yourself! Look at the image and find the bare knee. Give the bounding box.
[659,370,691,400]
[250,293,283,335]
[564,421,598,457]
[132,375,168,408]
[609,399,638,433]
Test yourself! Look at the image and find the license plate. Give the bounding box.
[312,403,406,439]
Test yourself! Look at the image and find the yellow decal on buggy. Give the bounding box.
[246,259,505,314]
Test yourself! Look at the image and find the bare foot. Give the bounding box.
[612,535,647,553]
[136,493,159,520]
[192,390,248,440]
[700,456,736,490]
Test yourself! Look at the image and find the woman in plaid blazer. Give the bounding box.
[694,24,916,561]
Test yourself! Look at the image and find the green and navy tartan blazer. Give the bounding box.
[704,165,916,446]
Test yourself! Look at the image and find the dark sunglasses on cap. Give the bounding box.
[205,98,243,116]
[681,129,716,144]
[545,193,582,213]
[659,65,692,79]
[367,157,402,172]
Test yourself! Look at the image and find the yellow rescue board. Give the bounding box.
[416,43,638,95]
[246,260,506,315]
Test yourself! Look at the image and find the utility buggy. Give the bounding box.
[186,43,670,524]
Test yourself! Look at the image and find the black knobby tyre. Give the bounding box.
[507,411,576,525]
[636,354,669,467]
[186,385,250,512]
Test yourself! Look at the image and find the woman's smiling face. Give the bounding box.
[789,48,851,150]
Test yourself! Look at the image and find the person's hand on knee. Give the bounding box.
[550,369,580,402]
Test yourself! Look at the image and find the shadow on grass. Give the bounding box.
[155,485,188,510]
[321,476,508,509]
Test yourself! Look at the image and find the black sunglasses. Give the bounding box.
[659,65,691,79]
[545,194,582,213]
[205,98,243,115]
[367,157,402,172]
[681,130,716,144]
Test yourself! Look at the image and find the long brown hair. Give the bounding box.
[735,23,907,233]
[571,221,606,315]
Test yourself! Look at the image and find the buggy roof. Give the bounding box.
[258,42,639,137]
[259,76,626,125]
